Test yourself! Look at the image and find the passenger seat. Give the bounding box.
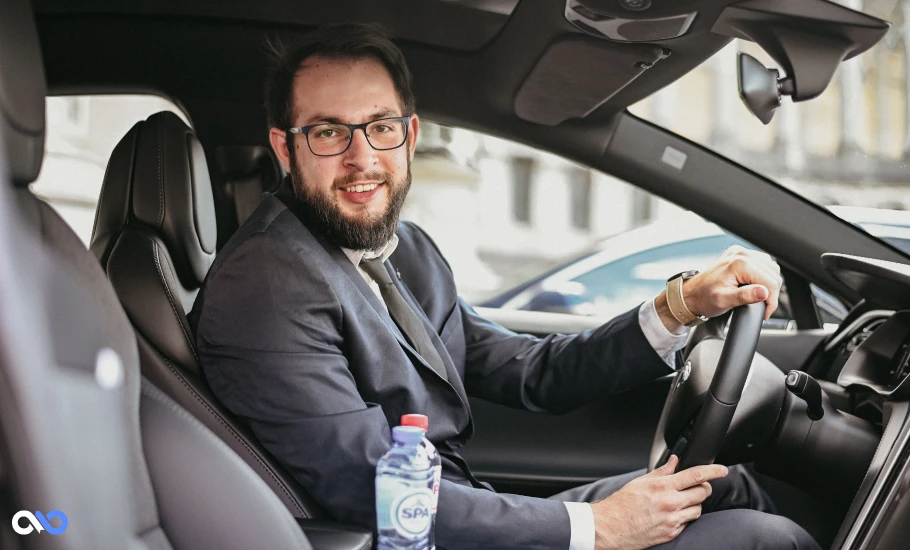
[0,0,318,548]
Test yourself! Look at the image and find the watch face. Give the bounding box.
[667,270,699,283]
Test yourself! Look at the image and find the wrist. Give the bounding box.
[655,291,685,334]
[665,271,708,327]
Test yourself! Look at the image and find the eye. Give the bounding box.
[372,124,393,133]
[317,128,338,138]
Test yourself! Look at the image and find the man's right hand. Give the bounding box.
[591,455,728,550]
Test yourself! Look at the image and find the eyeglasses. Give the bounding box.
[287,116,411,157]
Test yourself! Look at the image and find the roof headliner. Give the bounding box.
[32,0,731,160]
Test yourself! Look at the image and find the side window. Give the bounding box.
[411,121,841,328]
[568,236,747,317]
[29,95,190,246]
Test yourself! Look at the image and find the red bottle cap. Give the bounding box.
[400,414,429,431]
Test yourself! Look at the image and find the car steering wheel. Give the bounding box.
[648,302,766,472]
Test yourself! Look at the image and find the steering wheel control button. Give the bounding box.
[677,360,692,388]
[785,370,824,421]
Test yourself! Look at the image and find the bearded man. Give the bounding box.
[189,23,819,550]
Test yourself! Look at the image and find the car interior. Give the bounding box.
[4,0,910,549]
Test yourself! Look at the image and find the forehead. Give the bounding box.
[291,55,402,124]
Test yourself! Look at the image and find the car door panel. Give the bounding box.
[460,378,672,497]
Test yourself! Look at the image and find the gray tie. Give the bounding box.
[360,258,448,382]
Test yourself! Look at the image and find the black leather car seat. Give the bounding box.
[0,0,318,548]
[211,144,283,247]
[90,112,325,520]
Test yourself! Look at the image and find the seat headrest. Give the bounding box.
[93,112,217,286]
[0,0,47,187]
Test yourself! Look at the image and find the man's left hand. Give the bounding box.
[656,245,783,332]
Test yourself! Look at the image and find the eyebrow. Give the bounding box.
[302,108,400,126]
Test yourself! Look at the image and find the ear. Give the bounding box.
[269,127,292,173]
[407,114,420,162]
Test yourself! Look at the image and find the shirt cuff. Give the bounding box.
[639,298,689,370]
[564,502,595,550]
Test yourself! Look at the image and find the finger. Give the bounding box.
[671,464,728,490]
[749,263,784,319]
[677,481,713,508]
[647,454,679,477]
[722,245,746,257]
[676,503,703,525]
[719,284,768,311]
[731,258,783,318]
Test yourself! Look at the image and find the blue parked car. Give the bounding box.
[481,207,910,328]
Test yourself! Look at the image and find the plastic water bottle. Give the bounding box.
[400,414,442,545]
[376,426,435,549]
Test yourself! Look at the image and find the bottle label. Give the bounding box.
[390,488,434,539]
[431,465,442,513]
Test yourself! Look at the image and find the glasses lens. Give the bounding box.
[307,124,352,155]
[366,118,407,150]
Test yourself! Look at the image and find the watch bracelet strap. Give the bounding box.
[667,276,697,326]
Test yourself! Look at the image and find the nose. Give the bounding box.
[343,127,378,171]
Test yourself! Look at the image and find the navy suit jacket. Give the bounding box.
[189,189,672,550]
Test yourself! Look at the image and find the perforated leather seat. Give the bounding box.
[0,0,321,548]
[90,111,325,520]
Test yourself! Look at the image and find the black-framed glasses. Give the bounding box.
[287,116,411,157]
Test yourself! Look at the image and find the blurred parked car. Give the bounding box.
[481,206,910,327]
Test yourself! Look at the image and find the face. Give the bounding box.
[269,55,420,250]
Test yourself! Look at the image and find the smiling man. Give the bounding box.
[189,23,819,550]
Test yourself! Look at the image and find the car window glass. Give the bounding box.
[29,95,190,246]
[566,236,748,317]
[412,122,837,327]
[628,0,910,256]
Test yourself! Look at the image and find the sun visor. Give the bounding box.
[514,36,667,126]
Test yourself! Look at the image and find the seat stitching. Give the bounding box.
[157,121,164,229]
[144,371,308,517]
[151,240,200,364]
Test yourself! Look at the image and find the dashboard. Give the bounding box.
[820,254,910,399]
[837,312,910,396]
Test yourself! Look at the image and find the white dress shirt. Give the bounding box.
[340,239,689,550]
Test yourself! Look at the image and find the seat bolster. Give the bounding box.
[139,380,313,550]
[135,332,323,520]
[106,226,200,372]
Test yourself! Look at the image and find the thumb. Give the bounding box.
[648,454,679,477]
[736,284,768,306]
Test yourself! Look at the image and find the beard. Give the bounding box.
[288,157,411,251]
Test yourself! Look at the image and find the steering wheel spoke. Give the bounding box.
[649,302,768,471]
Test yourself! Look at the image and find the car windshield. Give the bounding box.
[628,0,910,257]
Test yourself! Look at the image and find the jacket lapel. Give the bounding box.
[387,260,465,388]
[274,189,463,391]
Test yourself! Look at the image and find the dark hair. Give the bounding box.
[265,23,416,131]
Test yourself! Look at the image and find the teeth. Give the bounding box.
[347,183,378,193]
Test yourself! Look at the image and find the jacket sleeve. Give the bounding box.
[194,231,572,550]
[460,297,674,414]
[400,222,673,414]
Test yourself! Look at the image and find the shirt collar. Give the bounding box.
[341,233,400,268]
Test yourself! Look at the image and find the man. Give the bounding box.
[189,24,820,550]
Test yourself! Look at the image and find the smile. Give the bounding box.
[342,183,380,193]
[338,182,385,204]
